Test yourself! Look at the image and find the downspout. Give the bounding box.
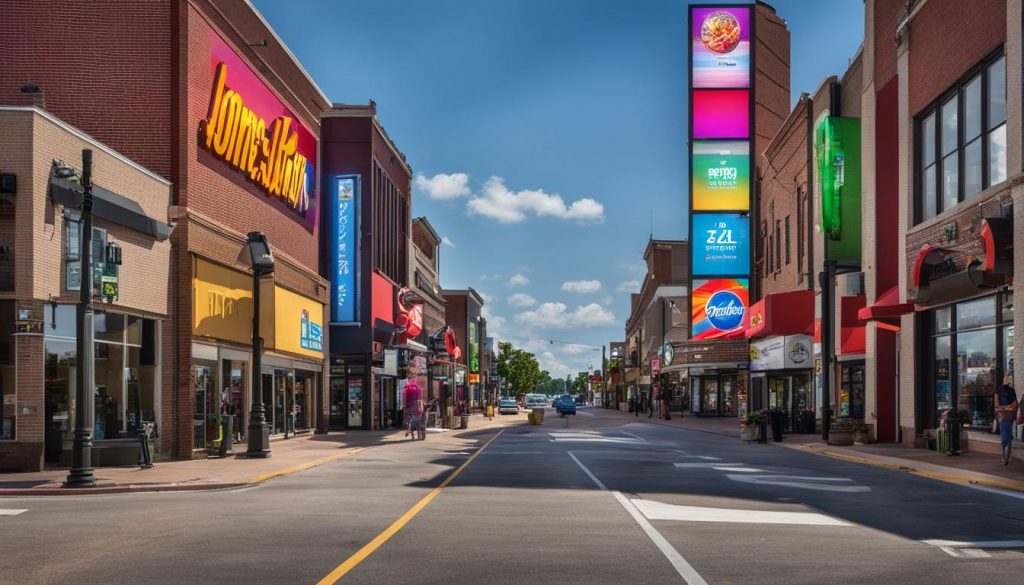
[805,93,814,291]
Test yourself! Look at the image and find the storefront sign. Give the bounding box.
[329,175,360,323]
[692,278,749,340]
[692,213,750,275]
[300,309,323,352]
[692,90,750,139]
[661,342,675,366]
[272,285,325,359]
[193,259,253,345]
[816,115,862,262]
[691,6,750,88]
[384,349,398,376]
[651,358,661,376]
[469,322,479,373]
[749,335,812,371]
[692,141,749,211]
[467,373,480,384]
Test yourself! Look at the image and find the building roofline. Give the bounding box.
[413,216,441,244]
[442,287,486,306]
[243,0,331,107]
[0,106,172,187]
[322,102,413,177]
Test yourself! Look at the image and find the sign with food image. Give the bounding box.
[691,6,750,88]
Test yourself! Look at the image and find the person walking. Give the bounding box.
[648,389,656,418]
[994,373,1018,465]
[403,379,424,440]
[635,392,642,417]
[628,391,636,414]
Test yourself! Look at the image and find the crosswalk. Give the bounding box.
[548,430,646,444]
[0,509,27,516]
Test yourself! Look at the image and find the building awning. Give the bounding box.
[858,286,915,322]
[744,289,814,339]
[840,296,866,355]
[49,176,172,241]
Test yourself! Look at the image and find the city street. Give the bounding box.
[3,409,1023,585]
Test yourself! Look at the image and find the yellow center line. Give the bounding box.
[316,429,506,585]
[248,447,365,485]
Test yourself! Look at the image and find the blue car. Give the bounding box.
[555,394,576,416]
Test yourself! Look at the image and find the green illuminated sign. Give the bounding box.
[816,116,861,262]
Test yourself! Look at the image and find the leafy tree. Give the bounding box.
[573,372,589,393]
[495,341,542,396]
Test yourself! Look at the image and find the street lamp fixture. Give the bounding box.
[245,231,274,458]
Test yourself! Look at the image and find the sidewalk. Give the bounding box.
[591,406,1024,493]
[0,414,511,497]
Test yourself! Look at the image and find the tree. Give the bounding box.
[573,372,589,394]
[495,341,542,396]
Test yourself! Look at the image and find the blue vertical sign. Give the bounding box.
[329,175,359,322]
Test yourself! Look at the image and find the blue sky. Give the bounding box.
[254,0,864,379]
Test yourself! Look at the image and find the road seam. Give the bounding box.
[568,450,708,585]
[316,429,506,585]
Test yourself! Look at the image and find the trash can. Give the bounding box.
[944,409,962,455]
[770,410,786,442]
[219,416,233,457]
[531,407,544,425]
[460,414,470,430]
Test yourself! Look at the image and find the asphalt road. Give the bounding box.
[2,408,1024,585]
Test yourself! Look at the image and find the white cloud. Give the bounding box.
[617,280,641,293]
[467,176,605,224]
[516,302,616,329]
[561,279,602,294]
[441,236,455,247]
[477,291,497,304]
[415,172,470,200]
[507,293,537,307]
[507,273,530,287]
[538,351,573,379]
[621,263,646,275]
[481,305,506,330]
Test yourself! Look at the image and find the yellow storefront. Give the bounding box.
[192,258,325,451]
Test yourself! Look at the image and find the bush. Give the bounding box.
[744,410,766,426]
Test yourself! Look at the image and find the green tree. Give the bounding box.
[495,342,542,396]
[573,372,589,393]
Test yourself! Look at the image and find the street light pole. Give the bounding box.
[246,232,274,458]
[66,149,96,488]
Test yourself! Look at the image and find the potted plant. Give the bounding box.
[828,419,856,446]
[854,423,873,444]
[740,410,765,441]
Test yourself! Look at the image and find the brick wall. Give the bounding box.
[907,0,1006,116]
[754,3,791,159]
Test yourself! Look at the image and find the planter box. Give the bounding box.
[740,426,758,441]
[828,430,855,446]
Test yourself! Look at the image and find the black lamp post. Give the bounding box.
[245,231,274,458]
[65,149,96,488]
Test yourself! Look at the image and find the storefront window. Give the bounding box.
[44,339,76,462]
[222,360,246,442]
[295,371,315,431]
[927,294,1009,430]
[0,301,15,440]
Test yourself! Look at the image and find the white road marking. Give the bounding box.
[568,452,707,585]
[922,539,1024,549]
[936,546,963,558]
[618,430,647,441]
[712,466,763,473]
[630,499,852,526]
[674,462,745,469]
[960,549,992,559]
[961,483,1024,501]
[550,431,644,444]
[727,474,871,493]
[0,509,27,516]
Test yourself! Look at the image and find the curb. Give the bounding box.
[781,442,1024,494]
[0,446,366,498]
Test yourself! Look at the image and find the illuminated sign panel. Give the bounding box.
[692,90,749,139]
[692,213,750,276]
[691,7,751,88]
[201,35,318,227]
[816,115,862,262]
[692,278,749,340]
[692,141,749,211]
[329,175,360,323]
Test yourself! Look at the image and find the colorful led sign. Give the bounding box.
[692,141,749,211]
[691,278,749,340]
[692,90,749,139]
[816,115,862,262]
[692,213,750,276]
[329,175,360,323]
[201,34,318,227]
[691,7,751,88]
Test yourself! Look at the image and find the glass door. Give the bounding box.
[768,376,791,430]
[701,377,719,414]
[721,375,737,416]
[791,373,812,433]
[192,366,213,450]
[348,376,364,428]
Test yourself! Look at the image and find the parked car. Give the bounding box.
[555,395,576,416]
[525,394,548,409]
[498,399,520,415]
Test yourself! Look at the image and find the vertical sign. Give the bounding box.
[689,5,754,340]
[329,175,360,323]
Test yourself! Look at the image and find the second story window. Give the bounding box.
[917,52,1006,223]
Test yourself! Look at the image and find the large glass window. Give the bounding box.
[927,293,1010,429]
[916,52,1007,222]
[0,301,15,440]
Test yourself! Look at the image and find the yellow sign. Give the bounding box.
[193,259,253,345]
[269,285,324,359]
[200,63,311,214]
[467,373,480,384]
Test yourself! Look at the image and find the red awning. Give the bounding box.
[840,296,866,355]
[858,286,915,321]
[744,289,814,338]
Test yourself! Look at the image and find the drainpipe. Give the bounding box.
[805,93,814,291]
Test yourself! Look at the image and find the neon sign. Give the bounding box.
[201,62,313,215]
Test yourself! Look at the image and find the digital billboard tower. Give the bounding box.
[688,5,754,341]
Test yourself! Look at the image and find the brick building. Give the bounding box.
[860,0,1021,449]
[0,108,173,471]
[1,0,332,465]
[442,289,486,416]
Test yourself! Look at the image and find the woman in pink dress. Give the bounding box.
[403,380,424,440]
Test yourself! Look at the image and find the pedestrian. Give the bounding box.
[635,393,642,417]
[648,390,656,418]
[662,386,672,421]
[628,393,636,414]
[403,379,424,439]
[995,373,1018,465]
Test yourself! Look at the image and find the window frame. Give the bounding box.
[914,48,1006,224]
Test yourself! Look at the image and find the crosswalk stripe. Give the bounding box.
[0,509,27,516]
[631,499,852,526]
